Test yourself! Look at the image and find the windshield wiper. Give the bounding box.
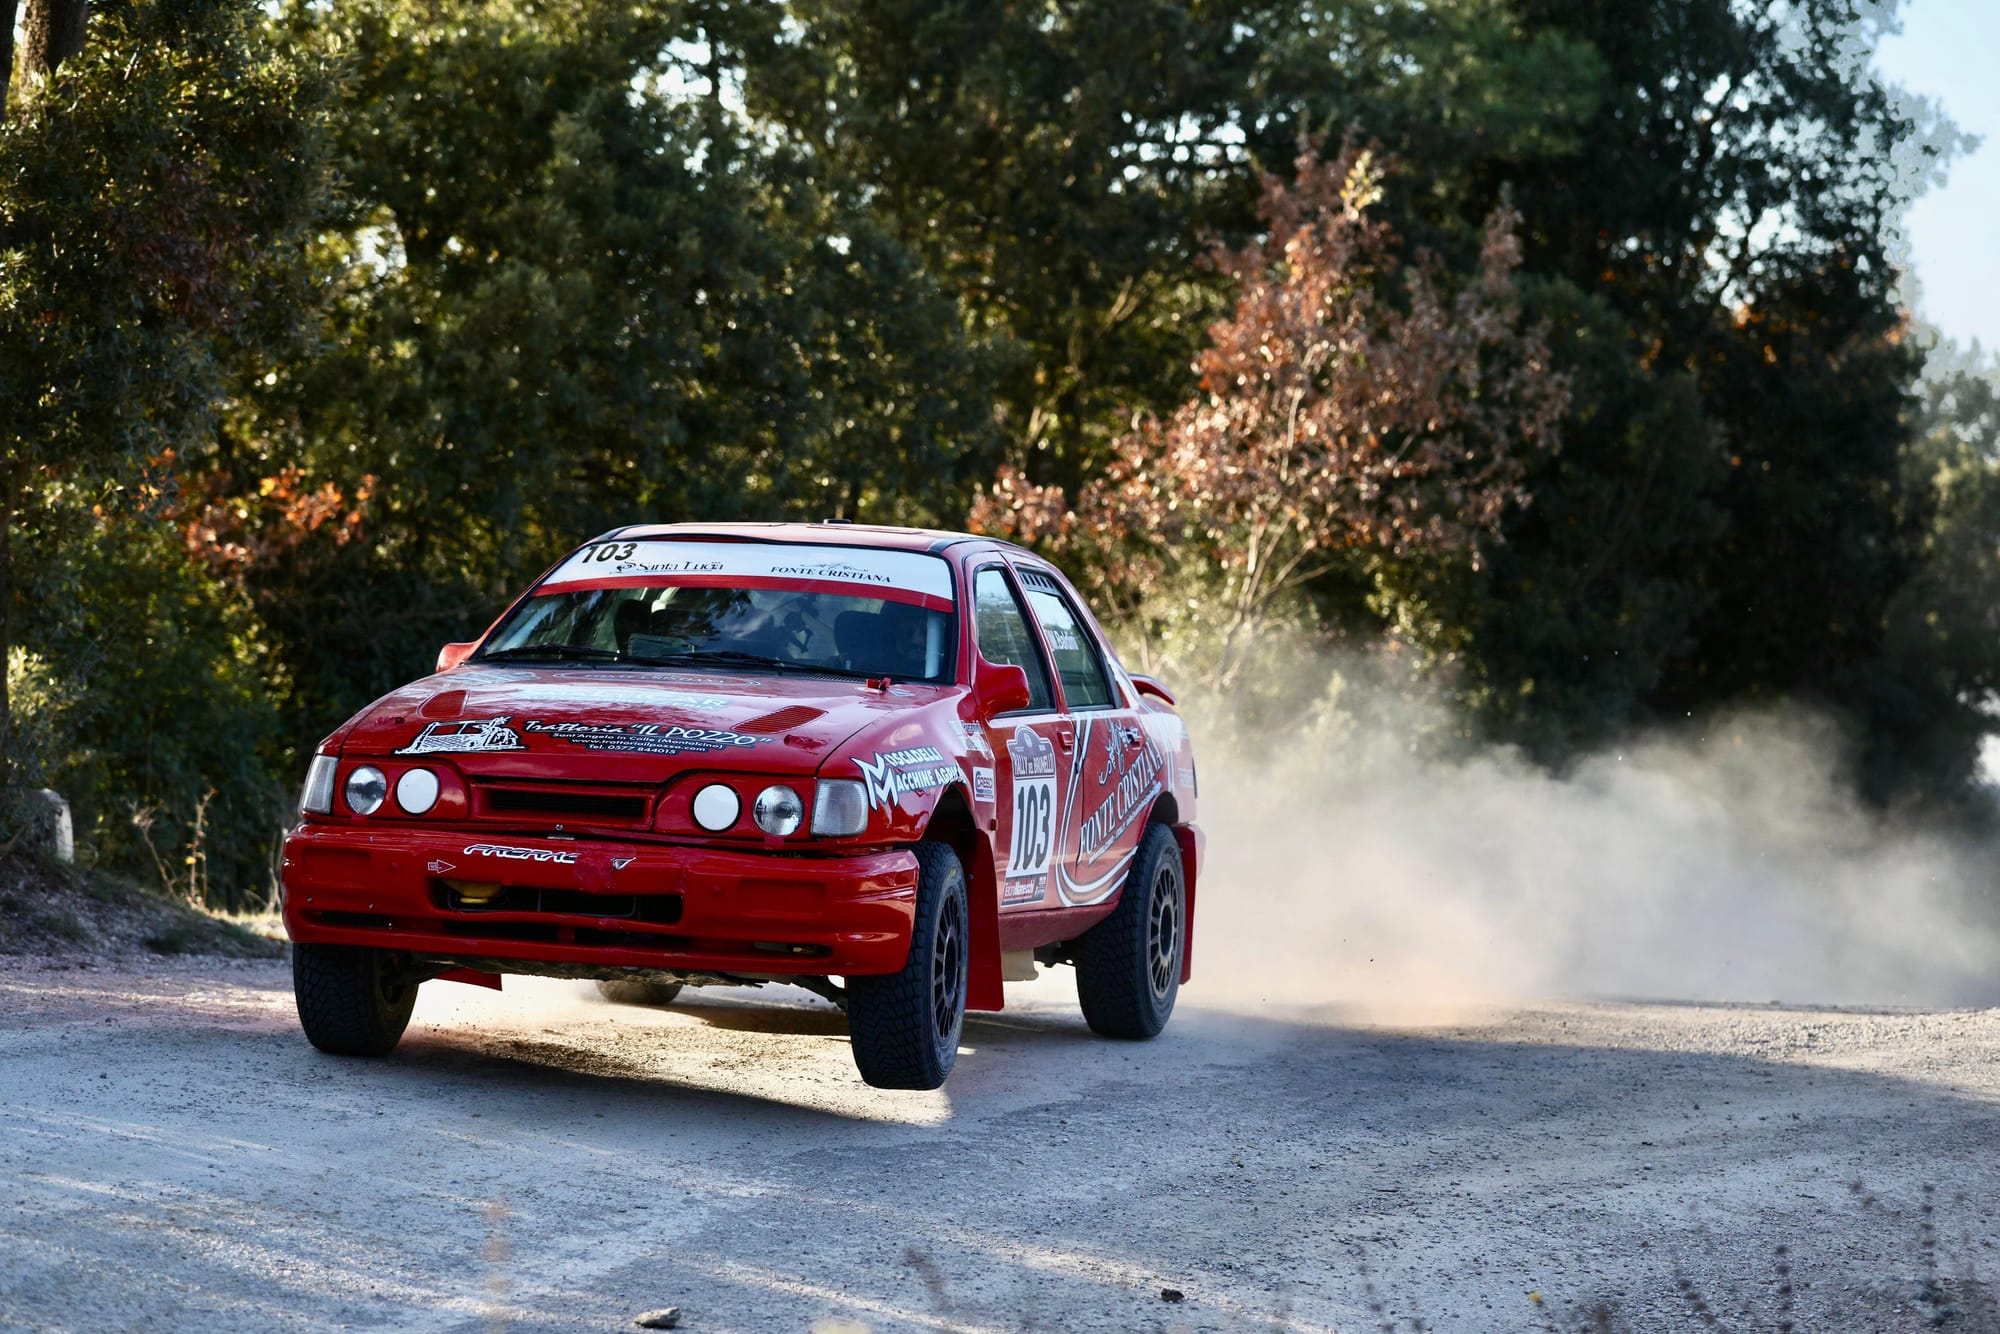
[631,648,872,678]
[479,644,622,663]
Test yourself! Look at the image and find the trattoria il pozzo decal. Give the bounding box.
[398,716,770,758]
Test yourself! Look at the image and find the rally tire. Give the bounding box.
[1073,822,1184,1039]
[595,979,684,1007]
[846,842,969,1090]
[292,943,418,1057]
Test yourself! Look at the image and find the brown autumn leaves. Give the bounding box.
[972,140,1571,683]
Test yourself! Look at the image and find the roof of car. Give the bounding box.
[600,521,1019,557]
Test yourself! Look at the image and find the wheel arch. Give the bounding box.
[920,784,1005,1012]
[1144,793,1199,987]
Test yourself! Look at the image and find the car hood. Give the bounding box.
[337,665,956,780]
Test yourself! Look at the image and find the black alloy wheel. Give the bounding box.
[846,842,969,1089]
[293,942,419,1057]
[1073,821,1184,1039]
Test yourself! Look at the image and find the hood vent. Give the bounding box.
[421,690,467,719]
[734,705,825,734]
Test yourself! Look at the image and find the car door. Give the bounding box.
[1013,564,1163,908]
[968,562,1071,912]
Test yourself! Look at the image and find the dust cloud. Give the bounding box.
[1189,704,2000,1012]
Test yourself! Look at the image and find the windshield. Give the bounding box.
[478,583,957,682]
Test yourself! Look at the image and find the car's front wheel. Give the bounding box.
[292,942,418,1057]
[1073,821,1184,1039]
[846,843,968,1089]
[595,978,684,1007]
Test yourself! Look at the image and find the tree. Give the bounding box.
[750,0,1604,494]
[1858,351,2000,808]
[215,0,1002,736]
[975,141,1568,688]
[19,0,88,84]
[0,0,327,886]
[1,3,15,114]
[1365,0,1969,781]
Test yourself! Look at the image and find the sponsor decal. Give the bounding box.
[543,540,955,602]
[962,722,995,761]
[972,766,996,802]
[463,843,577,865]
[1076,729,1167,870]
[854,745,959,811]
[397,716,525,755]
[525,720,767,756]
[610,856,635,871]
[662,674,754,691]
[1096,722,1145,785]
[425,859,456,875]
[768,559,892,585]
[656,692,733,712]
[1003,726,1058,901]
[1002,877,1045,906]
[1038,716,1173,908]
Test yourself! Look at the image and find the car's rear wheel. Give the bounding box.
[292,942,418,1057]
[595,978,684,1007]
[846,843,968,1089]
[1073,822,1183,1039]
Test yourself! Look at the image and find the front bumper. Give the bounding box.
[280,825,919,977]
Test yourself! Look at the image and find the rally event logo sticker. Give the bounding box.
[397,716,526,755]
[1002,726,1057,904]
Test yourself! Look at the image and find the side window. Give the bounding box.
[1019,571,1114,710]
[973,567,1055,712]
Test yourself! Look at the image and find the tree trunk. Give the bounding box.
[20,0,87,83]
[0,461,16,792]
[1,1,19,117]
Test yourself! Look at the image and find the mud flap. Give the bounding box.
[438,967,502,991]
[966,838,1005,1011]
[1173,824,1204,984]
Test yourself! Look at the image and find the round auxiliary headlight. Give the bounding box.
[396,767,440,815]
[691,782,741,832]
[753,785,804,837]
[345,765,388,816]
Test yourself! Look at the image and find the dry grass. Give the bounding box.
[0,850,282,961]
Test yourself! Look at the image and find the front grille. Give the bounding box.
[472,780,652,824]
[432,881,683,924]
[436,919,693,950]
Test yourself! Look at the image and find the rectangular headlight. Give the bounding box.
[811,779,868,837]
[299,754,338,816]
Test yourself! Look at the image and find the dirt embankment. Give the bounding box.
[0,852,282,963]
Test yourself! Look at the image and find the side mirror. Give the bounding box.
[437,641,478,673]
[972,661,1032,720]
[1130,673,1177,707]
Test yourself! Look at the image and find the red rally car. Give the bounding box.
[281,522,1204,1088]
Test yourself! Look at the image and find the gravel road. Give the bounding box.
[1,958,1996,1332]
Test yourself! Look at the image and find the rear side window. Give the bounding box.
[973,568,1055,712]
[1019,570,1114,710]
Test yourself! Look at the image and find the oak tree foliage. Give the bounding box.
[3,0,1998,903]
